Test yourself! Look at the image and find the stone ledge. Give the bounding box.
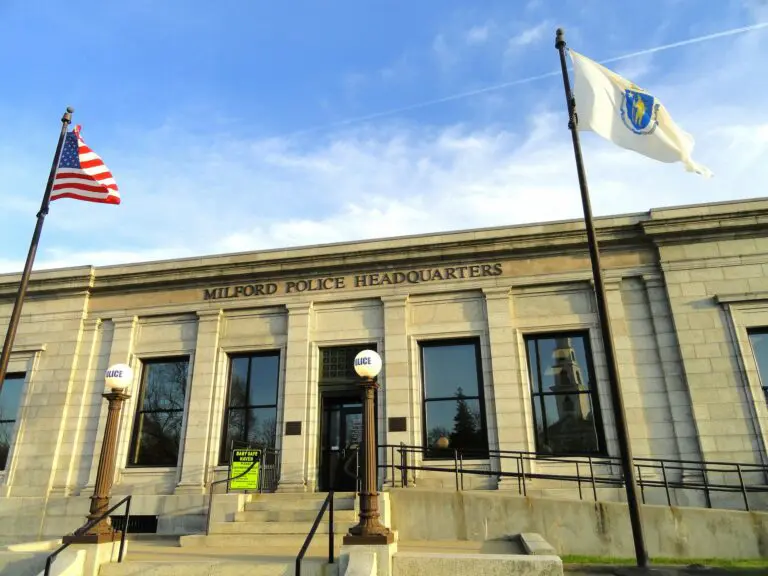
[519,532,558,556]
[394,551,563,576]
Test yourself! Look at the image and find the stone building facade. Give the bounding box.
[0,197,767,541]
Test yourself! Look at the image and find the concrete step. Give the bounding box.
[180,534,344,550]
[210,521,356,535]
[235,509,358,523]
[247,492,355,501]
[244,496,355,512]
[100,559,334,576]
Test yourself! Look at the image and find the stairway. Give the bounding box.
[100,493,356,576]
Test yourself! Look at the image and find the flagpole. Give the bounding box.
[554,29,649,567]
[0,107,74,397]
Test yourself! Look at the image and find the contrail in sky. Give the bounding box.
[283,22,768,138]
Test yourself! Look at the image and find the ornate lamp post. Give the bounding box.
[344,350,394,545]
[65,363,133,543]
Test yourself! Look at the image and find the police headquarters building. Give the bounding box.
[1,197,768,540]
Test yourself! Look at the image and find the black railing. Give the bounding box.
[296,448,356,576]
[205,457,257,535]
[44,495,131,576]
[381,443,768,511]
[204,445,281,535]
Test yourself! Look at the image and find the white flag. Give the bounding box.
[569,50,712,177]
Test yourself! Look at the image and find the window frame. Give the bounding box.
[524,330,607,457]
[0,372,26,471]
[219,350,281,465]
[419,337,489,461]
[127,356,190,468]
[747,328,768,405]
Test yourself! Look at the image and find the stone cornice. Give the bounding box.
[1,199,766,298]
[641,204,768,243]
[0,267,94,300]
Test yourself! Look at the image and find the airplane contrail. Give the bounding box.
[283,21,768,137]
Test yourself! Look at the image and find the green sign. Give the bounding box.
[229,448,261,490]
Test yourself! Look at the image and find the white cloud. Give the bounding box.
[508,21,551,49]
[466,24,491,45]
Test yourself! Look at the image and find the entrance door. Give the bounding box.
[319,396,362,491]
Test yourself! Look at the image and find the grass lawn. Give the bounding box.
[561,555,768,569]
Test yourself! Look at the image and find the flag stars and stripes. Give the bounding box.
[51,125,121,204]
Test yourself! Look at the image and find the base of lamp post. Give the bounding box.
[343,532,395,545]
[62,531,122,545]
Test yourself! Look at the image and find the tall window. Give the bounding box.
[525,332,605,456]
[0,373,25,470]
[128,358,189,467]
[220,352,280,464]
[748,330,768,405]
[421,339,488,459]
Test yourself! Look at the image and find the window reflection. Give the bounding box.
[525,333,605,456]
[128,359,189,467]
[0,374,25,470]
[748,330,768,404]
[220,352,280,464]
[421,339,488,459]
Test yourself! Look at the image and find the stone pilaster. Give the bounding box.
[176,310,223,494]
[49,318,103,496]
[381,296,410,486]
[483,288,526,488]
[86,316,138,491]
[278,303,314,492]
[603,281,650,458]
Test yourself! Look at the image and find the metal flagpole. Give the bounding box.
[554,29,649,568]
[0,107,74,398]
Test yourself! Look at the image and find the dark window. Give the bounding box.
[748,330,768,405]
[220,352,280,464]
[320,344,373,385]
[525,332,605,456]
[420,339,488,459]
[128,358,189,467]
[0,373,25,470]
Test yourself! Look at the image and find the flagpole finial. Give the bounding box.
[555,28,566,49]
[62,107,74,124]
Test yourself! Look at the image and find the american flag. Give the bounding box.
[51,125,120,204]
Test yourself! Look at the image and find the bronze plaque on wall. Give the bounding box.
[388,417,407,433]
[285,421,302,436]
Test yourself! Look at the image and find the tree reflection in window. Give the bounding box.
[421,340,488,459]
[0,373,25,470]
[220,352,280,464]
[128,358,189,467]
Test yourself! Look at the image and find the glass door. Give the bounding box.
[319,396,362,491]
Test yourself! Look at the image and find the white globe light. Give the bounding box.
[353,350,382,379]
[105,363,133,391]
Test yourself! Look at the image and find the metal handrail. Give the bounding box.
[295,491,334,576]
[205,458,258,535]
[381,443,768,511]
[43,495,132,576]
[296,448,355,576]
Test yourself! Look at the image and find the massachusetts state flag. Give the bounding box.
[569,50,711,177]
[51,125,120,204]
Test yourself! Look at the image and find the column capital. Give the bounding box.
[641,273,665,289]
[482,287,511,300]
[380,295,409,306]
[110,315,138,327]
[196,309,223,321]
[286,301,313,314]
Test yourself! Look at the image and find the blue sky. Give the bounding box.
[0,0,767,272]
